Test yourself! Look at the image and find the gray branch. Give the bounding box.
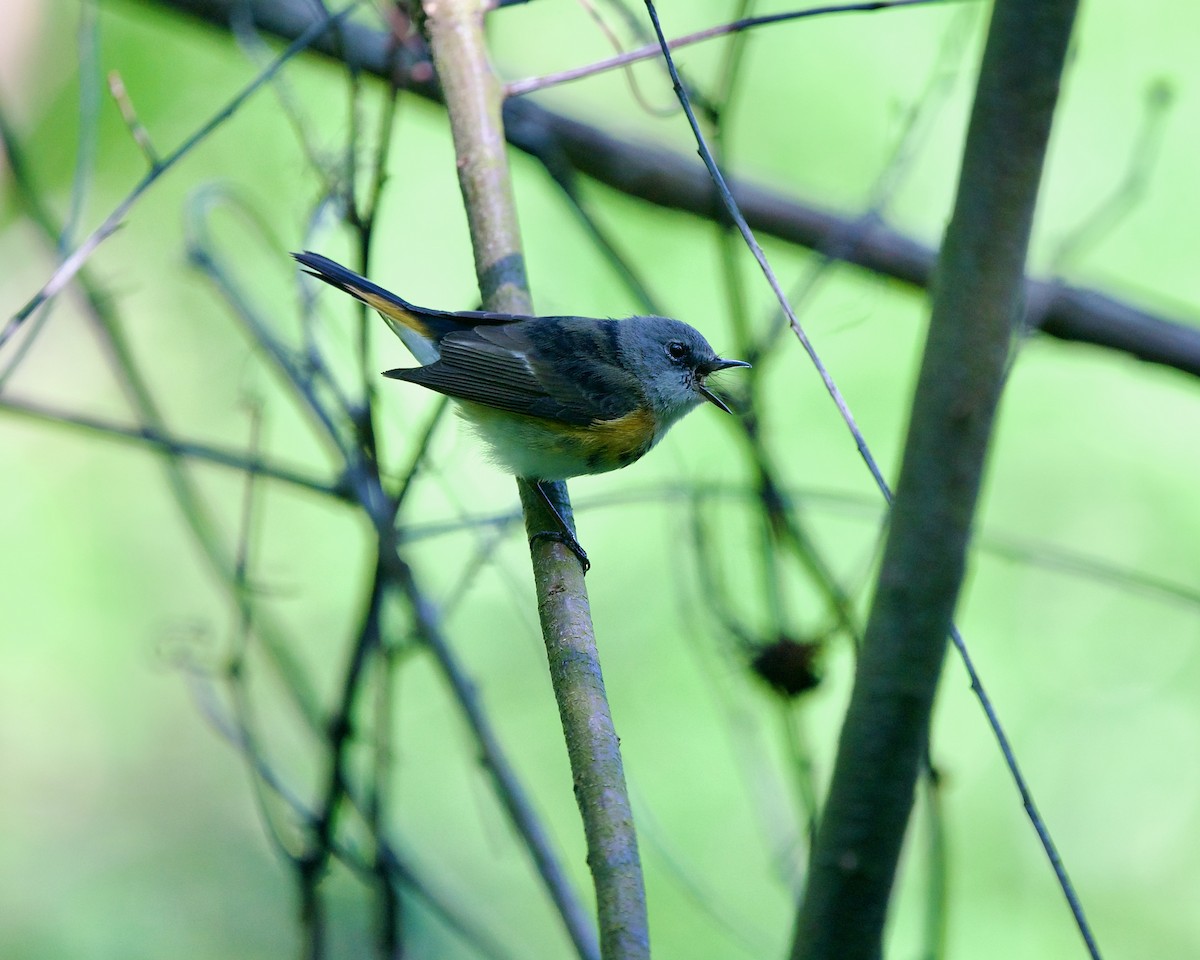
[790,1,1083,956]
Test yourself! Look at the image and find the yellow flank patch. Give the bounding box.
[554,406,655,448]
[353,285,432,339]
[458,402,661,479]
[542,407,659,470]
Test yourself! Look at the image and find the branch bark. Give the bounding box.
[138,0,1200,380]
[790,1,1079,957]
[420,2,647,958]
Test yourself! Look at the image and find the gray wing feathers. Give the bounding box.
[389,320,642,425]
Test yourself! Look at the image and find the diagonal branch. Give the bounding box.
[187,222,601,960]
[2,1,358,344]
[138,0,1200,380]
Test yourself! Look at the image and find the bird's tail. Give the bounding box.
[292,251,441,352]
[293,251,530,365]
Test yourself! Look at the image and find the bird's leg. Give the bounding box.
[528,480,590,573]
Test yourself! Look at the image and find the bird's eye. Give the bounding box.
[665,341,688,362]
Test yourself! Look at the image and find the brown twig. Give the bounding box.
[505,0,959,98]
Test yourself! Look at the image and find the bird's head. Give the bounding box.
[619,316,750,428]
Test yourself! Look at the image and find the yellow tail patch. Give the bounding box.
[351,286,434,341]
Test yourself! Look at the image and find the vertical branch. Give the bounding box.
[790,2,1081,958]
[420,2,648,958]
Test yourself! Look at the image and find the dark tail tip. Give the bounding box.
[291,250,374,301]
[292,250,339,281]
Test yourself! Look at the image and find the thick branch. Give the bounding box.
[140,0,1200,380]
[791,1,1080,957]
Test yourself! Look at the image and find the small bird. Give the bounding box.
[293,251,749,568]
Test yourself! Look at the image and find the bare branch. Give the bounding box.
[138,0,1200,381]
[0,396,343,500]
[421,1,643,956]
[2,2,357,347]
[789,2,1095,956]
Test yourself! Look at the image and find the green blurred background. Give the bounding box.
[2,1,1199,957]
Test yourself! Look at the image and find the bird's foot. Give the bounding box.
[528,530,590,574]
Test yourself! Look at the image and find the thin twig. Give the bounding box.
[379,528,604,960]
[189,209,599,960]
[642,1,1100,957]
[107,69,161,166]
[143,0,1200,381]
[1,117,329,734]
[0,396,343,499]
[641,0,892,499]
[300,557,391,958]
[945,624,1100,958]
[186,666,520,960]
[0,2,101,388]
[1050,78,1175,272]
[2,2,359,347]
[506,0,961,98]
[405,480,1200,614]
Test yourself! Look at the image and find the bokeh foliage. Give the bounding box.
[2,1,1199,958]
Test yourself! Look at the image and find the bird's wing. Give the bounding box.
[386,317,644,425]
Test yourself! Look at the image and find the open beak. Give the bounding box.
[698,357,751,414]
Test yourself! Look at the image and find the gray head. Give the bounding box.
[616,316,750,428]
